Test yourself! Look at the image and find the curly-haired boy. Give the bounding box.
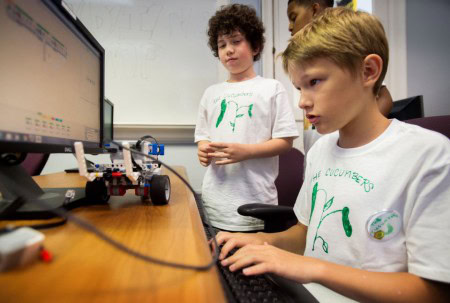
[195,4,298,231]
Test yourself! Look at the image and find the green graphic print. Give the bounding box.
[310,182,353,253]
[215,98,253,132]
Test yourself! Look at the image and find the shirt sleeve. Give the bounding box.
[194,90,211,143]
[406,139,450,283]
[293,151,311,226]
[271,82,299,139]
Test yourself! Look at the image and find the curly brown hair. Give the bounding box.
[207,4,265,61]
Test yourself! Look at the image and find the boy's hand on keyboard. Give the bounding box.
[214,231,267,260]
[221,242,320,284]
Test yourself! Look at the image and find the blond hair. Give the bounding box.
[281,7,389,95]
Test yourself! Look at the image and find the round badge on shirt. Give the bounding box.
[366,210,402,241]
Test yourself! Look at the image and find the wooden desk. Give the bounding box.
[0,169,226,303]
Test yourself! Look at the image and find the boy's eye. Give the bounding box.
[289,14,297,23]
[310,79,320,86]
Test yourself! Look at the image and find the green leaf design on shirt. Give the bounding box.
[322,240,329,253]
[310,182,318,223]
[215,99,227,128]
[323,197,334,212]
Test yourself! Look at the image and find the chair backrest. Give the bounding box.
[405,115,450,139]
[388,95,424,121]
[21,153,49,176]
[275,148,304,207]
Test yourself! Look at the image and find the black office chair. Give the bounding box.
[405,115,450,139]
[238,148,304,232]
[21,153,50,176]
[388,95,424,121]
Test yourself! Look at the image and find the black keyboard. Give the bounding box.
[195,194,318,303]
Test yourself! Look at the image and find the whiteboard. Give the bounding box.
[65,0,219,125]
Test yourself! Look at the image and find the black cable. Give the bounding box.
[136,135,159,150]
[29,217,68,230]
[0,196,70,233]
[110,140,221,268]
[0,217,68,232]
[135,135,161,166]
[85,158,95,166]
[17,141,221,271]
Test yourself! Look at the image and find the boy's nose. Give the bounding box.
[226,45,234,54]
[299,94,312,110]
[288,23,293,34]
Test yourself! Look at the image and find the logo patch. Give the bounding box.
[366,210,401,241]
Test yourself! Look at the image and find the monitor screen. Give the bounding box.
[0,0,105,219]
[0,0,104,153]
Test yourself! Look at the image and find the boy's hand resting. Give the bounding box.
[197,141,214,167]
[207,142,250,165]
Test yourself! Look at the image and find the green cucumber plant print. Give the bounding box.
[310,182,353,253]
[215,99,253,132]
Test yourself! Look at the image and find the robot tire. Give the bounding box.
[150,175,171,205]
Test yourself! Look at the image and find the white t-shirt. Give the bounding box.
[294,119,450,283]
[195,76,299,231]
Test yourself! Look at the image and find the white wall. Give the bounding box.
[406,0,450,116]
[372,0,408,101]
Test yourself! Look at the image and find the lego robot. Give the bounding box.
[74,140,170,205]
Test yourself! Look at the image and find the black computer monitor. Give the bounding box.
[0,0,105,219]
[103,98,114,146]
[388,95,424,121]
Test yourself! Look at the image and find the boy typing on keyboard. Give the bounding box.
[216,7,450,302]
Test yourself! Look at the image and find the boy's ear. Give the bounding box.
[252,47,260,57]
[312,2,325,16]
[362,54,383,89]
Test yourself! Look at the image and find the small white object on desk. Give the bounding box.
[0,227,44,272]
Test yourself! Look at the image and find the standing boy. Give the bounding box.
[287,0,393,155]
[195,4,298,232]
[216,8,450,302]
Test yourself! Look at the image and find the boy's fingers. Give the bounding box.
[243,262,268,276]
[209,142,228,149]
[208,152,228,158]
[219,239,237,260]
[226,252,257,272]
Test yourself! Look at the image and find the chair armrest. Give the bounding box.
[237,203,297,222]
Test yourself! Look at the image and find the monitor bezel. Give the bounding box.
[0,0,105,154]
[103,98,114,146]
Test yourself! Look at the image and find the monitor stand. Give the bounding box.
[0,162,86,220]
[65,162,95,173]
[64,156,96,173]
